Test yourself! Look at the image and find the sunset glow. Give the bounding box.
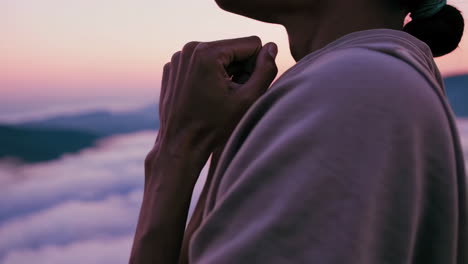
[2,0,467,120]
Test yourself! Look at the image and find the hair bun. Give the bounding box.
[403,5,464,57]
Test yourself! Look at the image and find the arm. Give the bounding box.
[178,143,226,264]
[129,138,212,264]
[178,149,223,263]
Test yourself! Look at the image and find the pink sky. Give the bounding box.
[1,0,468,121]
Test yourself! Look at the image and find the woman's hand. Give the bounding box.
[156,36,278,160]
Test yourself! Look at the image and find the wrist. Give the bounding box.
[158,138,212,166]
[145,136,212,191]
[157,129,216,164]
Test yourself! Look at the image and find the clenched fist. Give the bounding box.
[156,36,278,157]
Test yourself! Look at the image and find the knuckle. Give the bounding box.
[171,51,181,62]
[249,35,261,44]
[193,42,217,63]
[163,62,171,71]
[194,42,213,55]
[182,41,200,53]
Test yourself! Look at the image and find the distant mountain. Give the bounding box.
[0,125,100,163]
[19,104,159,136]
[444,74,468,117]
[4,74,464,164]
[1,105,159,163]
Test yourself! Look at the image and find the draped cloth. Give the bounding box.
[189,29,467,264]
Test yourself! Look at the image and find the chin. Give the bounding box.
[214,0,279,23]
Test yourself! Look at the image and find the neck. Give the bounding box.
[277,1,406,61]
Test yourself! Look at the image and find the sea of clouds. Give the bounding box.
[0,131,209,264]
[0,119,467,264]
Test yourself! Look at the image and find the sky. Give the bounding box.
[1,0,468,121]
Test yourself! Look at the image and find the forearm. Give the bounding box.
[178,142,227,264]
[130,140,211,264]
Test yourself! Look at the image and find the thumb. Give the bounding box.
[237,42,278,100]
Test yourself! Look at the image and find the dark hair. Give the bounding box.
[403,4,464,57]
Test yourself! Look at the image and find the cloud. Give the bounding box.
[0,131,209,263]
[0,190,141,257]
[1,119,465,263]
[2,236,134,264]
[1,131,153,222]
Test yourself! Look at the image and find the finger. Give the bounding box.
[181,41,200,59]
[168,51,181,87]
[159,62,171,115]
[236,42,278,100]
[163,51,181,118]
[178,41,200,79]
[210,36,262,66]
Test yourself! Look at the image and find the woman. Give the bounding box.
[130,0,466,263]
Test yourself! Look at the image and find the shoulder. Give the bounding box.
[269,47,443,123]
[303,47,432,97]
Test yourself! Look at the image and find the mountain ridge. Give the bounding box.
[19,104,159,136]
[444,74,468,117]
[0,105,159,163]
[0,125,101,163]
[1,73,466,164]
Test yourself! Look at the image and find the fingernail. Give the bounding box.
[267,43,278,59]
